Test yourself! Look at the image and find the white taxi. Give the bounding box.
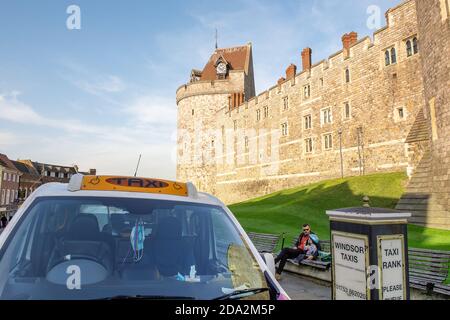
[0,174,289,300]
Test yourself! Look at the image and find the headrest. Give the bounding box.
[155,216,181,239]
[67,214,100,241]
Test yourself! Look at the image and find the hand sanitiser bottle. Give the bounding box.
[190,265,196,279]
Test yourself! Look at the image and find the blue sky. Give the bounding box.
[0,0,400,179]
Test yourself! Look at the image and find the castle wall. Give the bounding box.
[414,0,450,229]
[177,70,249,193]
[176,0,450,213]
[210,0,425,204]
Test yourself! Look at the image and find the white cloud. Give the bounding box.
[75,75,126,95]
[0,91,177,179]
[124,95,177,126]
[0,131,18,147]
[0,93,45,125]
[58,61,127,101]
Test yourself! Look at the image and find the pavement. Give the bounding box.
[278,271,332,300]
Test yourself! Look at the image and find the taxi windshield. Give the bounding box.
[0,196,268,300]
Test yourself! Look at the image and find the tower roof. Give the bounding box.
[200,43,252,81]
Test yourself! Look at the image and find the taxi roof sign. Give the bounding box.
[68,174,193,197]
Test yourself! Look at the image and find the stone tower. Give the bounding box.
[399,0,450,229]
[176,43,256,192]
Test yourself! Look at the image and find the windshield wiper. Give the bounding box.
[212,287,269,300]
[97,294,196,300]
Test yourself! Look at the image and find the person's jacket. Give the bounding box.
[294,231,321,256]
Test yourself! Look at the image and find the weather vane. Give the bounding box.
[215,28,218,50]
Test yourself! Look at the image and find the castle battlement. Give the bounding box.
[176,0,428,207]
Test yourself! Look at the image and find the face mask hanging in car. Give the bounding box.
[130,219,145,262]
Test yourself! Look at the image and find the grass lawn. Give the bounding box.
[228,172,450,282]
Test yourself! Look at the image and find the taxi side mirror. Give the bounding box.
[261,252,276,276]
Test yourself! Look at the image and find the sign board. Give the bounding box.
[377,235,406,300]
[331,231,369,300]
[80,176,189,197]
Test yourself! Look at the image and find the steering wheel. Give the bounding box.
[47,254,107,273]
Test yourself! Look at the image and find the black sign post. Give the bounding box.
[326,197,411,300]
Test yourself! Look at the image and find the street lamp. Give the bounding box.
[338,128,344,179]
[357,126,364,176]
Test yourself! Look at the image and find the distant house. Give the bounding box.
[0,154,21,218]
[11,160,41,201]
[17,160,96,185]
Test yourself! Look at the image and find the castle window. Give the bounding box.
[305,138,313,153]
[321,107,332,125]
[413,37,418,54]
[192,109,194,116]
[211,140,215,148]
[394,106,407,122]
[384,47,397,66]
[303,85,311,99]
[385,50,391,66]
[323,133,333,150]
[320,78,324,87]
[244,136,249,151]
[233,120,237,131]
[406,40,412,57]
[390,47,397,64]
[256,109,261,121]
[345,68,350,83]
[264,105,269,118]
[283,96,289,110]
[406,37,419,57]
[344,102,351,119]
[281,123,288,136]
[304,114,312,130]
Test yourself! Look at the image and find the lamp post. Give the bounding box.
[357,126,363,176]
[338,128,344,179]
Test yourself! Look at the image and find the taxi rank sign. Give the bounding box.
[326,201,411,300]
[332,232,369,300]
[377,235,406,300]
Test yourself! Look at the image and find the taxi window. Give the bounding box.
[0,196,268,300]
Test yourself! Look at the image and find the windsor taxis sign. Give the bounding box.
[331,231,407,300]
[331,231,369,300]
[377,235,407,300]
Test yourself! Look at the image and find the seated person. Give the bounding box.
[273,224,319,280]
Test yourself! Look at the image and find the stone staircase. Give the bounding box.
[396,150,448,228]
[405,109,430,144]
[396,151,432,226]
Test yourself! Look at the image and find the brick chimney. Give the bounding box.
[285,64,297,80]
[277,77,286,85]
[342,32,358,56]
[229,92,245,110]
[301,48,312,71]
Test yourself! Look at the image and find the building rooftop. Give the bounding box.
[200,44,251,81]
[0,154,19,172]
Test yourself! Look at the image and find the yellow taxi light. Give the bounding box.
[79,175,189,197]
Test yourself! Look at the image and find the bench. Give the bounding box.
[408,247,450,296]
[247,232,283,253]
[285,237,331,270]
[285,237,450,296]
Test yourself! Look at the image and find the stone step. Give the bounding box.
[398,205,446,213]
[396,204,428,210]
[396,198,429,205]
[408,177,430,184]
[398,193,430,199]
[406,181,431,186]
[406,183,431,190]
[409,172,431,178]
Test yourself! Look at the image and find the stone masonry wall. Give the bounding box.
[177,0,430,208]
[213,0,424,204]
[414,0,450,229]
